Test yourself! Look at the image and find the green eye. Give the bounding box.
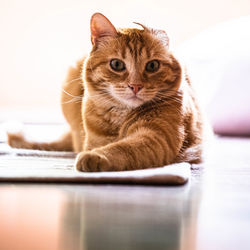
[110,59,126,72]
[145,60,160,73]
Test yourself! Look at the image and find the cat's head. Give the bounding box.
[84,13,182,108]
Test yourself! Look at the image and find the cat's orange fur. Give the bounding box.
[8,13,204,172]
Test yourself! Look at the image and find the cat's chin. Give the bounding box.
[122,96,145,108]
[110,91,148,108]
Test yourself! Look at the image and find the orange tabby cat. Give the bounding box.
[8,13,204,172]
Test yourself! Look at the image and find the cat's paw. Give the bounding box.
[7,132,26,148]
[75,151,111,172]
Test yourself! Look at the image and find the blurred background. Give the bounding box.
[0,2,250,249]
[0,0,250,134]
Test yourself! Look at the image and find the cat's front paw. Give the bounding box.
[75,151,111,172]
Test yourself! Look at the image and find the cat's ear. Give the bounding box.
[90,13,117,45]
[151,29,169,48]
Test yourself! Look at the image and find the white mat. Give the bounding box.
[0,144,190,185]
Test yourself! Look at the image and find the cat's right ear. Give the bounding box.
[90,13,117,45]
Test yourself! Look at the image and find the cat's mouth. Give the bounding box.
[128,95,143,101]
[124,94,146,107]
[110,86,155,107]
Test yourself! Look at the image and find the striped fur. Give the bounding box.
[8,13,205,172]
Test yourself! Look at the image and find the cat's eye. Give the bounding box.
[145,60,160,73]
[110,59,126,72]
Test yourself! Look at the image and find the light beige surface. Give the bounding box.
[1,135,250,250]
[0,0,249,122]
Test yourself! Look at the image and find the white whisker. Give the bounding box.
[62,88,83,98]
[66,77,82,84]
[61,96,82,105]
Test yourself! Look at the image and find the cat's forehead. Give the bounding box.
[90,28,169,65]
[114,29,166,60]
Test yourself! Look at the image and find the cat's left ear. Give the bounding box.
[90,13,117,45]
[151,29,169,48]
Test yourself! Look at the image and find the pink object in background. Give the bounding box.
[177,16,250,135]
[209,56,250,135]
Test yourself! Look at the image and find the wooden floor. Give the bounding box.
[0,136,250,250]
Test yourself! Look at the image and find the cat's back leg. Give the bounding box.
[8,130,73,151]
[61,58,86,152]
[7,58,85,152]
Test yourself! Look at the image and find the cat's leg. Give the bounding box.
[8,130,73,151]
[7,58,85,152]
[75,127,184,172]
[61,58,85,152]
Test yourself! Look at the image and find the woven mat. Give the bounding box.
[0,143,190,185]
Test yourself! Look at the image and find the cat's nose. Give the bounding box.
[128,84,143,94]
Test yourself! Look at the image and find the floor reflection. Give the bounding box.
[59,179,203,250]
[0,186,64,250]
[0,170,203,250]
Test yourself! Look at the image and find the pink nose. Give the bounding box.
[128,84,143,94]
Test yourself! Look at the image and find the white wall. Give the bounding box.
[0,0,249,122]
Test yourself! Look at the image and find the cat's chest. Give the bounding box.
[83,103,130,150]
[84,99,129,135]
[101,107,129,129]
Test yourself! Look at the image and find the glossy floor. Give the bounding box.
[0,136,250,250]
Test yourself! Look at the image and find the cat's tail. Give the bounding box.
[7,130,73,152]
